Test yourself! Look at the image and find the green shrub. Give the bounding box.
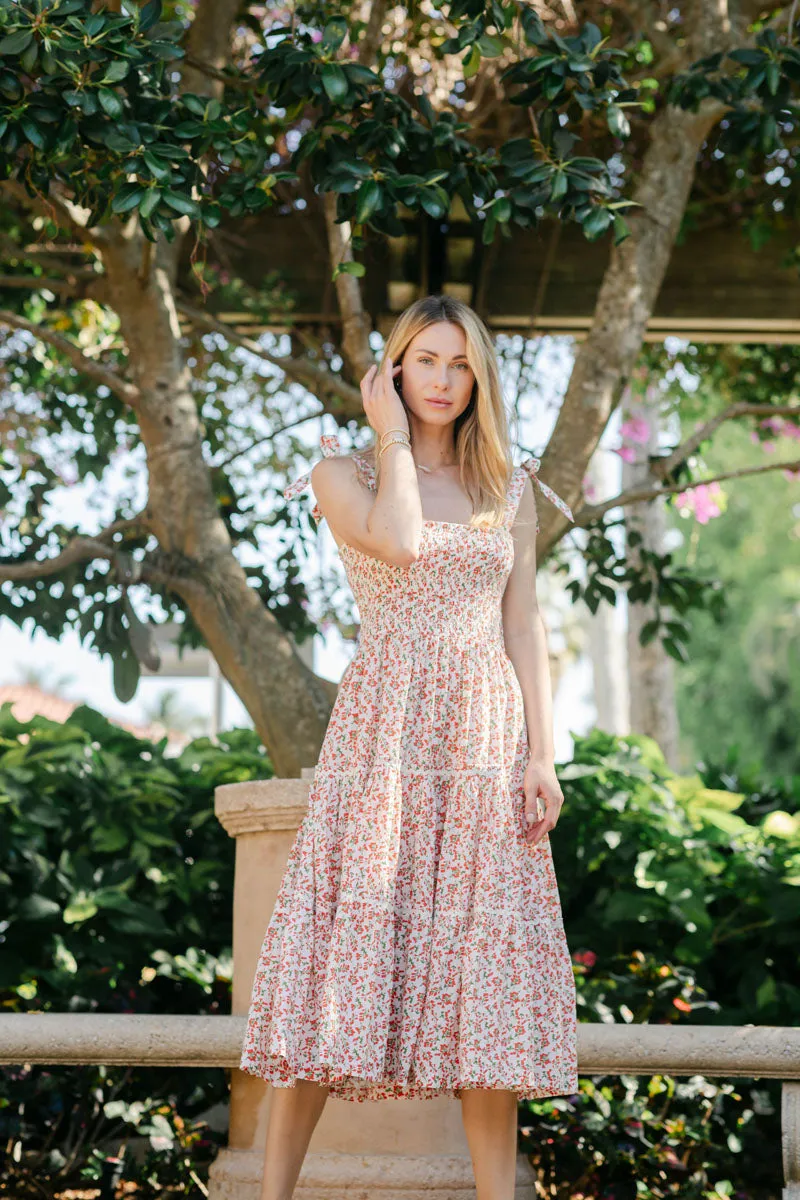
[2,711,798,1198]
[0,702,272,1197]
[528,728,800,1199]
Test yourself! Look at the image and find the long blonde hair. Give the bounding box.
[364,295,514,529]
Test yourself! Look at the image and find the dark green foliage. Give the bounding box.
[0,0,284,239]
[2,711,798,1195]
[557,515,728,663]
[527,728,800,1198]
[0,702,273,1196]
[0,701,272,1010]
[668,28,800,158]
[0,0,645,253]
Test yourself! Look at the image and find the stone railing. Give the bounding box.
[2,773,798,1200]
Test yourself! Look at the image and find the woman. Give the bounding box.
[240,294,578,1200]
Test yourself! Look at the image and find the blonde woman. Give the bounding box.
[240,294,578,1200]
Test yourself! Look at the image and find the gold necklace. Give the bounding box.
[415,461,458,473]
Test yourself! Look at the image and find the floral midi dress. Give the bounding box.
[239,433,579,1102]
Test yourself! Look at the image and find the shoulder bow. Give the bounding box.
[520,457,575,523]
[283,433,343,505]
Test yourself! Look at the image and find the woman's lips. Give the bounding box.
[425,398,452,407]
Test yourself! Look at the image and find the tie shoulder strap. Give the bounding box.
[506,456,575,532]
[282,433,343,523]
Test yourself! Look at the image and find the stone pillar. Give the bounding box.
[784,1082,800,1200]
[208,772,537,1200]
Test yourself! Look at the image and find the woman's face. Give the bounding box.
[398,321,475,427]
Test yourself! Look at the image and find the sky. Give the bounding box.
[1,333,623,762]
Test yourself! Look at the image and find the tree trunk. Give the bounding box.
[584,447,629,735]
[537,0,735,549]
[622,387,680,767]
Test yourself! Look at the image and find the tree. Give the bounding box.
[1,0,799,773]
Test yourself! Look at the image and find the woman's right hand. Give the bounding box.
[360,356,409,441]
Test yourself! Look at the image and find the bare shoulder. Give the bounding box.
[309,452,373,515]
[510,472,538,536]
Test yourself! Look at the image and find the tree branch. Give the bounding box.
[577,457,800,524]
[0,179,106,243]
[319,6,388,385]
[181,0,243,98]
[0,527,207,598]
[0,310,139,404]
[0,273,107,304]
[177,300,363,413]
[655,402,800,479]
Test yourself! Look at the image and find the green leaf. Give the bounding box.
[91,826,129,853]
[354,178,382,224]
[612,213,631,245]
[663,636,689,663]
[0,29,33,56]
[321,17,348,50]
[582,207,612,239]
[420,186,449,219]
[477,34,504,57]
[729,48,767,66]
[112,650,140,703]
[18,894,61,921]
[640,618,660,645]
[321,64,349,103]
[98,88,123,119]
[143,150,172,181]
[463,44,481,80]
[338,260,365,277]
[140,0,162,31]
[63,893,99,924]
[102,58,130,84]
[493,195,512,222]
[549,170,568,202]
[111,183,146,214]
[162,189,201,217]
[20,119,46,150]
[182,94,207,117]
[20,38,38,73]
[138,188,161,219]
[148,41,184,60]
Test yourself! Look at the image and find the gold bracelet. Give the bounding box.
[378,435,412,458]
[379,432,410,451]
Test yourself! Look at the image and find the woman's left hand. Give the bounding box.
[522,756,564,846]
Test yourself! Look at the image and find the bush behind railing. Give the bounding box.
[1,705,798,1198]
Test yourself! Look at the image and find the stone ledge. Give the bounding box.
[215,777,313,835]
[2,1015,800,1079]
[208,1148,536,1200]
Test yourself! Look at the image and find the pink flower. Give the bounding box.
[573,950,597,967]
[620,415,651,444]
[762,441,776,454]
[675,481,723,524]
[783,467,800,481]
[613,444,637,463]
[310,28,323,42]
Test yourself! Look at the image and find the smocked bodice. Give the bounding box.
[283,434,575,650]
[341,521,513,648]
